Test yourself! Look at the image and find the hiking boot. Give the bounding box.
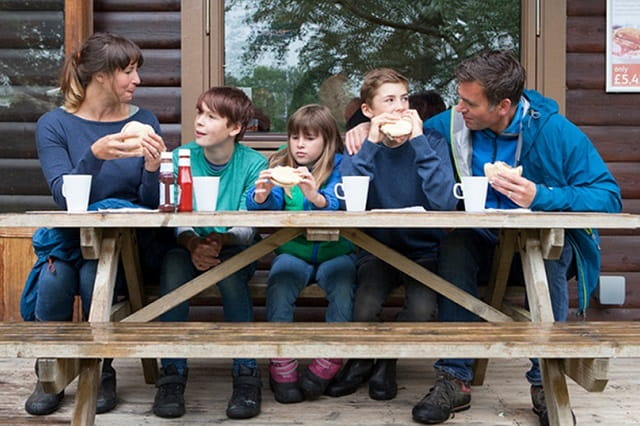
[153,366,188,418]
[531,385,576,426]
[299,358,342,400]
[369,359,397,400]
[269,358,304,404]
[412,371,471,424]
[25,381,64,415]
[96,362,117,414]
[226,365,262,419]
[324,358,374,397]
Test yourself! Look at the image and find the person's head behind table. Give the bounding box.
[456,50,526,108]
[60,32,143,113]
[359,67,409,110]
[409,90,446,121]
[270,104,343,187]
[195,86,254,143]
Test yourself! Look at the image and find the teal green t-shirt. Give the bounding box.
[173,141,267,236]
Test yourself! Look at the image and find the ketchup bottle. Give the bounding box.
[158,152,175,212]
[177,149,193,212]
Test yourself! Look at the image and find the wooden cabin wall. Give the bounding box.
[566,0,640,319]
[0,0,181,213]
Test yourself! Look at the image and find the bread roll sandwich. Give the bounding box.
[483,161,523,181]
[120,121,155,156]
[270,166,301,197]
[380,119,412,138]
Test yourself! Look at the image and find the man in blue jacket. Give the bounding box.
[411,50,622,425]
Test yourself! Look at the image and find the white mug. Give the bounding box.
[334,176,370,211]
[193,176,220,212]
[62,174,92,212]
[453,176,488,212]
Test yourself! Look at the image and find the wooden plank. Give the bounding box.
[94,0,180,12]
[540,228,564,260]
[520,230,574,426]
[80,228,102,259]
[306,228,339,241]
[64,0,92,56]
[122,228,304,322]
[472,229,518,385]
[566,15,604,53]
[119,229,157,384]
[567,90,640,127]
[3,322,640,359]
[72,359,100,426]
[562,358,609,392]
[341,228,513,323]
[0,228,36,320]
[94,11,180,48]
[38,358,80,394]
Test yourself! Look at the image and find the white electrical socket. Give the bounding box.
[596,275,626,305]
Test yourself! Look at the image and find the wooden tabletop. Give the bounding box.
[0,210,638,229]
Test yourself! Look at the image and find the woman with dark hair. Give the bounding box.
[25,32,168,416]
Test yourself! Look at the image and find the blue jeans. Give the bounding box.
[34,258,124,321]
[159,245,257,375]
[433,228,574,385]
[266,253,356,323]
[353,253,438,322]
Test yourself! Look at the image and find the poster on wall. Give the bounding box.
[607,0,640,92]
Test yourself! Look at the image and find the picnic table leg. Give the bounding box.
[519,230,574,426]
[120,229,158,384]
[472,229,518,386]
[71,228,120,426]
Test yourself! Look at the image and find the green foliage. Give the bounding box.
[225,0,519,131]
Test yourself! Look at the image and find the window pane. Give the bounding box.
[225,0,520,132]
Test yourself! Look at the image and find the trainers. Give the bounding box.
[530,385,576,426]
[299,358,342,400]
[226,365,262,419]
[153,366,188,418]
[269,358,304,404]
[96,363,118,414]
[412,371,471,424]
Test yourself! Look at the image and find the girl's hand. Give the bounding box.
[90,132,142,160]
[141,132,167,172]
[297,167,326,208]
[253,169,275,204]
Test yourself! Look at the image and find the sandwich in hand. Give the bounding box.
[270,166,302,197]
[120,121,155,156]
[483,161,523,181]
[380,119,412,138]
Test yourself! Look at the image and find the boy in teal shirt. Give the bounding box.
[153,87,267,420]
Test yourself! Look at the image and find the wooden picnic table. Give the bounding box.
[0,210,638,426]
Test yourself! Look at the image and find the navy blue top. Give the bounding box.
[340,131,457,260]
[36,106,161,209]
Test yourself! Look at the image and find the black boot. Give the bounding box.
[226,365,262,419]
[153,365,188,418]
[324,359,374,397]
[25,361,64,415]
[369,359,397,400]
[96,359,118,414]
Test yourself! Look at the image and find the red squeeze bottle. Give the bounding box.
[177,149,193,212]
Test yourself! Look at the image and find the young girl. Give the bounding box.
[246,104,356,403]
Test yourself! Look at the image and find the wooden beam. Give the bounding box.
[64,0,93,55]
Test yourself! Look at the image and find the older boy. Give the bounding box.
[328,68,457,400]
[152,87,267,420]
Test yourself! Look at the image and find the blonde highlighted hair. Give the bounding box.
[269,104,343,187]
[60,32,143,112]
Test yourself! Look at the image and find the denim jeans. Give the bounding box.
[433,228,574,384]
[159,245,257,375]
[353,253,438,323]
[34,259,126,321]
[266,253,356,323]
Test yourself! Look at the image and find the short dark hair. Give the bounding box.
[196,87,254,142]
[409,90,446,120]
[455,50,525,107]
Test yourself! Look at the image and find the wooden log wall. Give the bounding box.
[566,0,640,319]
[0,0,181,212]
